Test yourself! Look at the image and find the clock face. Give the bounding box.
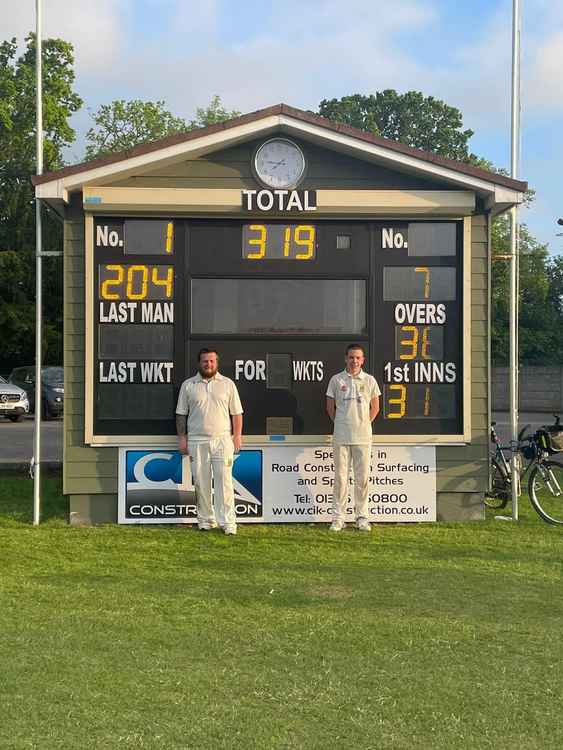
[254,139,306,189]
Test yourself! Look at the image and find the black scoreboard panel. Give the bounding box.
[93,218,181,435]
[188,221,370,276]
[373,221,463,435]
[186,220,370,435]
[91,218,464,439]
[191,341,354,435]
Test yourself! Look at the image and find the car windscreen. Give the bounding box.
[42,367,64,384]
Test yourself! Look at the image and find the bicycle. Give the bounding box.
[484,415,563,525]
[484,421,526,511]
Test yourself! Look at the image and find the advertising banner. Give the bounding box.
[118,445,436,524]
[118,445,436,523]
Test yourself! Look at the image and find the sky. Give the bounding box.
[3,0,563,251]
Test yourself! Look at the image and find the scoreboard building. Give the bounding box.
[33,104,527,525]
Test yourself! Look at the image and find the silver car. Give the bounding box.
[0,375,29,422]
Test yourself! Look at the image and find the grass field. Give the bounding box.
[1,475,562,750]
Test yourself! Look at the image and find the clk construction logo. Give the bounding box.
[232,449,263,519]
[118,448,263,524]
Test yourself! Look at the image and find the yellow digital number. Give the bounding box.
[152,266,173,298]
[126,265,149,300]
[421,326,431,360]
[283,227,291,257]
[423,387,431,417]
[247,224,267,259]
[415,266,431,299]
[387,384,406,419]
[294,225,315,260]
[165,222,173,254]
[399,326,419,360]
[100,264,124,300]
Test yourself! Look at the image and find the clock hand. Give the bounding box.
[266,159,286,169]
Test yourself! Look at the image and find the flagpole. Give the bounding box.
[33,0,43,525]
[509,0,521,520]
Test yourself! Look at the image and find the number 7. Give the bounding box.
[415,266,431,299]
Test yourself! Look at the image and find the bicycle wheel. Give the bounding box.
[484,458,510,510]
[528,460,563,525]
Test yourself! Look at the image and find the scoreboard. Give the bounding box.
[86,217,469,444]
[375,222,464,436]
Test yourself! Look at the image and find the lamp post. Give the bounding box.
[508,0,521,521]
[33,0,43,525]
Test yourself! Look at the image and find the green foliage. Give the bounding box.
[0,250,35,363]
[318,90,474,160]
[84,95,240,161]
[491,217,563,365]
[0,35,81,251]
[0,35,81,371]
[319,90,562,364]
[84,99,189,161]
[188,94,240,129]
[0,249,62,370]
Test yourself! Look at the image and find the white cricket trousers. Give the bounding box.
[189,437,236,529]
[332,444,372,523]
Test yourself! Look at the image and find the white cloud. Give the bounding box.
[526,29,563,111]
[170,0,220,40]
[0,0,129,72]
[72,0,437,120]
[4,0,561,248]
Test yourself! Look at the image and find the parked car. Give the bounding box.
[0,375,29,422]
[9,366,64,420]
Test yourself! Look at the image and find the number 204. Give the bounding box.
[100,265,173,300]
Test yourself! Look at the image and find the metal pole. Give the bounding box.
[33,0,43,525]
[509,0,521,520]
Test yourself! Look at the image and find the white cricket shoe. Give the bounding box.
[223,526,237,536]
[356,518,371,532]
[329,519,346,532]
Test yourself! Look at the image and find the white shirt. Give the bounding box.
[176,372,243,441]
[326,369,381,445]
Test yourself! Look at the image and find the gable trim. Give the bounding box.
[33,104,527,207]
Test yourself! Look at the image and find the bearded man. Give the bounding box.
[176,348,243,535]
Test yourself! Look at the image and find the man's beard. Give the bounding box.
[199,365,218,379]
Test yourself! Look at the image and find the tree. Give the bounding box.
[318,91,474,161]
[0,35,82,372]
[84,95,240,161]
[188,95,240,129]
[0,35,82,252]
[318,91,563,364]
[491,219,563,365]
[84,100,188,161]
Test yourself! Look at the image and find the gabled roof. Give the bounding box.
[33,103,527,213]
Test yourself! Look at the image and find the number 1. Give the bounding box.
[424,387,431,417]
[165,222,173,254]
[283,227,291,257]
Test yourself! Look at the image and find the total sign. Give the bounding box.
[118,445,436,524]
